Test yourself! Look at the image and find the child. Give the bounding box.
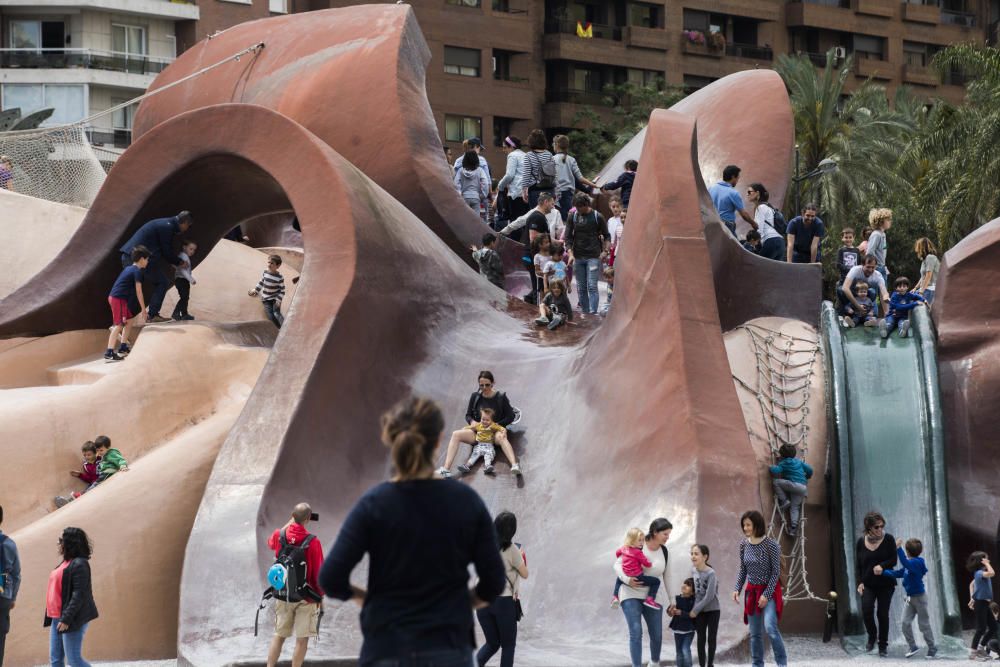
[883,537,936,658]
[53,441,100,508]
[968,551,997,659]
[611,527,662,610]
[471,233,505,290]
[669,578,697,667]
[171,240,197,321]
[600,159,637,209]
[986,603,1000,659]
[742,230,761,254]
[880,276,926,339]
[867,208,892,279]
[769,443,813,538]
[600,266,614,317]
[94,435,129,483]
[690,544,721,667]
[841,280,878,328]
[248,254,286,328]
[609,208,626,267]
[457,407,505,475]
[858,226,873,256]
[106,245,150,361]
[836,228,862,282]
[536,279,573,330]
[542,244,569,294]
[606,197,623,254]
[532,234,553,297]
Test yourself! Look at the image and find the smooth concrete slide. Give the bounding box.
[822,304,961,653]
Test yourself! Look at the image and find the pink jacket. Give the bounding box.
[616,545,652,577]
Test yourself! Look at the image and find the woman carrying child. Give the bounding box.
[732,510,786,667]
[614,518,673,667]
[690,544,720,667]
[437,371,522,477]
[968,550,997,659]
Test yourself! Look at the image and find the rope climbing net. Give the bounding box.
[0,41,264,208]
[733,322,827,603]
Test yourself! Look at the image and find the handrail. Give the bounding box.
[0,47,174,63]
[0,48,175,76]
[940,8,976,25]
[725,43,774,60]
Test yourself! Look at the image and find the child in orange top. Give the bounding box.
[612,527,662,610]
[457,407,505,476]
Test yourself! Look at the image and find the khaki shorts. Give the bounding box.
[274,600,320,639]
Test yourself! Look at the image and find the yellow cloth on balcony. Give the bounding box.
[576,21,593,38]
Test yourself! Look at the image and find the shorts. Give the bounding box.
[108,296,133,325]
[274,600,320,639]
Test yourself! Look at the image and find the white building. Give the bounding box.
[0,0,200,148]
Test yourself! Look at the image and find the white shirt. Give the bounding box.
[608,216,623,247]
[755,205,781,243]
[614,543,670,603]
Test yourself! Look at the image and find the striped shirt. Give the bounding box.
[734,538,781,600]
[252,270,285,302]
[522,150,555,190]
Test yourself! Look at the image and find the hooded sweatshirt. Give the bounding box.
[268,522,325,598]
[98,448,128,476]
[455,167,490,204]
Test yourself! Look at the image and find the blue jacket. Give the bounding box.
[884,546,927,596]
[602,171,636,207]
[0,531,21,601]
[769,457,813,485]
[669,595,696,633]
[120,216,183,265]
[888,291,926,319]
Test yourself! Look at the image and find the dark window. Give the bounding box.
[852,34,885,60]
[445,0,482,6]
[629,3,661,28]
[493,117,515,147]
[445,114,482,142]
[444,46,480,77]
[683,74,718,94]
[903,41,928,66]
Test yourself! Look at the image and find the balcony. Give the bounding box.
[0,49,173,76]
[681,39,724,58]
[546,88,609,105]
[901,2,940,23]
[0,0,199,20]
[854,0,895,16]
[785,2,851,28]
[544,19,622,40]
[940,9,976,26]
[85,126,132,150]
[901,63,939,85]
[726,43,775,61]
[796,50,841,67]
[624,25,669,51]
[854,57,893,79]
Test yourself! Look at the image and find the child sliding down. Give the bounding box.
[612,527,662,611]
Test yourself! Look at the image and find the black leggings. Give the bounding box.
[973,599,998,649]
[173,278,190,317]
[862,586,895,650]
[476,595,517,667]
[695,609,720,667]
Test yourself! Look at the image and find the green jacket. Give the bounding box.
[98,448,128,475]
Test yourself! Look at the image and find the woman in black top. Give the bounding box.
[855,511,897,656]
[45,527,99,667]
[320,397,506,667]
[437,371,521,477]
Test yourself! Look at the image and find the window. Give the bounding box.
[493,50,511,80]
[627,68,661,87]
[2,84,85,126]
[165,35,177,58]
[683,74,717,94]
[9,20,65,51]
[445,0,482,6]
[903,41,928,67]
[112,98,135,130]
[573,66,602,91]
[269,0,288,12]
[683,10,726,34]
[444,115,482,142]
[629,3,660,28]
[444,46,481,77]
[493,117,515,147]
[853,34,884,60]
[112,24,147,56]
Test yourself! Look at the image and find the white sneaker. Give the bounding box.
[510,463,522,476]
[435,467,452,478]
[900,320,911,338]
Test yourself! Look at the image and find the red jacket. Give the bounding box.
[268,523,324,599]
[79,460,99,485]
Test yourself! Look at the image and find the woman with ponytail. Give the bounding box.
[320,396,506,666]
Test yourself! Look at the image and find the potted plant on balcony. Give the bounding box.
[709,30,726,51]
[683,29,706,44]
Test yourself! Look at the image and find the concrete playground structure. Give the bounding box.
[0,5,994,666]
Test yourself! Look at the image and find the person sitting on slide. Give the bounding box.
[437,371,522,478]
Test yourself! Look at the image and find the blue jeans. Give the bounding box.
[621,598,662,667]
[760,237,784,261]
[573,257,601,313]
[923,287,935,304]
[49,621,91,667]
[263,300,284,328]
[367,648,474,667]
[747,598,786,667]
[476,596,517,667]
[674,632,694,667]
[557,189,574,222]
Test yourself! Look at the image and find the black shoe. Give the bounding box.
[879,650,889,658]
[866,640,876,653]
[104,350,124,362]
[171,312,183,321]
[182,314,195,320]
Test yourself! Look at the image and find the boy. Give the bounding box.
[54,441,100,507]
[106,245,150,361]
[841,280,878,328]
[542,244,569,294]
[457,407,505,475]
[248,254,286,329]
[769,443,813,538]
[95,435,129,483]
[471,233,505,290]
[600,159,637,209]
[883,537,937,658]
[742,230,762,254]
[880,276,926,339]
[836,228,862,282]
[171,240,197,321]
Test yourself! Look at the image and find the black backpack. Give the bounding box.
[255,530,322,636]
[536,153,556,190]
[764,203,787,237]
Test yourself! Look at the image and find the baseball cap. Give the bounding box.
[468,137,483,147]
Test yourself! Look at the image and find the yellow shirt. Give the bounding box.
[471,422,504,444]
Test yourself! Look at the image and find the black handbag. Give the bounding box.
[506,574,524,622]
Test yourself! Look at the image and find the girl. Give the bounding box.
[611,527,662,610]
[746,184,784,261]
[913,237,940,304]
[552,134,598,222]
[171,240,197,321]
[455,150,490,222]
[614,518,673,667]
[690,544,720,667]
[532,234,553,299]
[670,578,696,667]
[858,226,873,256]
[46,527,99,667]
[867,208,893,279]
[497,136,528,230]
[476,511,528,667]
[733,510,786,667]
[537,279,573,330]
[968,551,997,658]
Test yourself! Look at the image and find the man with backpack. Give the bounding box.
[0,504,20,667]
[266,503,324,667]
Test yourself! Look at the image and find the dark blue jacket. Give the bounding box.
[602,171,636,207]
[669,595,696,632]
[120,216,183,265]
[888,291,926,319]
[884,547,927,596]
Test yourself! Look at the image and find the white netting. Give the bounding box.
[0,124,107,207]
[732,322,827,603]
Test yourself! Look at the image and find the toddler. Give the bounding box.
[883,537,936,658]
[106,245,150,361]
[968,551,997,659]
[457,407,505,476]
[171,240,197,321]
[611,527,661,610]
[94,435,129,484]
[53,441,100,508]
[606,197,623,255]
[881,276,926,339]
[669,578,697,667]
[532,235,553,296]
[770,443,813,538]
[841,280,877,328]
[248,254,286,328]
[986,603,1000,659]
[609,208,626,267]
[742,230,761,254]
[471,233,505,290]
[543,244,569,294]
[536,280,573,330]
[600,266,614,317]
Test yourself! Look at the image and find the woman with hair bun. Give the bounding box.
[614,517,673,667]
[45,526,99,667]
[320,396,506,667]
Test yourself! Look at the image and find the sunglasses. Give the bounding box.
[479,382,492,388]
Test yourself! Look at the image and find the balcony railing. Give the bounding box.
[800,0,851,8]
[940,9,976,25]
[544,19,622,40]
[546,88,610,106]
[84,126,132,150]
[493,72,530,83]
[0,48,174,75]
[725,43,774,60]
[797,50,838,66]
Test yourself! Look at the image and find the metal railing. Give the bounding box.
[940,9,976,25]
[798,0,851,8]
[0,48,173,75]
[493,72,530,83]
[797,50,838,66]
[544,19,622,40]
[84,126,132,149]
[546,88,610,105]
[492,0,528,13]
[725,43,774,60]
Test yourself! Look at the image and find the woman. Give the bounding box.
[856,510,897,657]
[497,136,528,233]
[913,237,940,304]
[455,150,491,223]
[45,527,99,667]
[552,135,598,222]
[521,129,555,209]
[437,371,521,477]
[746,184,784,261]
[732,510,786,667]
[319,397,506,667]
[0,156,13,191]
[614,517,673,667]
[476,511,528,667]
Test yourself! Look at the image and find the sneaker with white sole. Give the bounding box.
[534,316,549,326]
[879,319,889,339]
[926,646,937,659]
[456,464,471,474]
[510,463,522,476]
[435,467,452,478]
[483,464,496,475]
[900,320,911,338]
[906,646,921,658]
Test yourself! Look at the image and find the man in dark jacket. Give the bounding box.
[119,211,193,322]
[0,504,21,667]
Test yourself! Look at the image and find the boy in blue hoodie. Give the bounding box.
[600,160,637,208]
[884,537,937,658]
[880,276,926,339]
[770,444,813,538]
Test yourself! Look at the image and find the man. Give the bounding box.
[266,503,324,667]
[119,210,193,322]
[0,504,21,667]
[566,192,609,315]
[452,137,491,182]
[708,165,756,237]
[785,203,826,263]
[499,192,557,303]
[840,255,891,318]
